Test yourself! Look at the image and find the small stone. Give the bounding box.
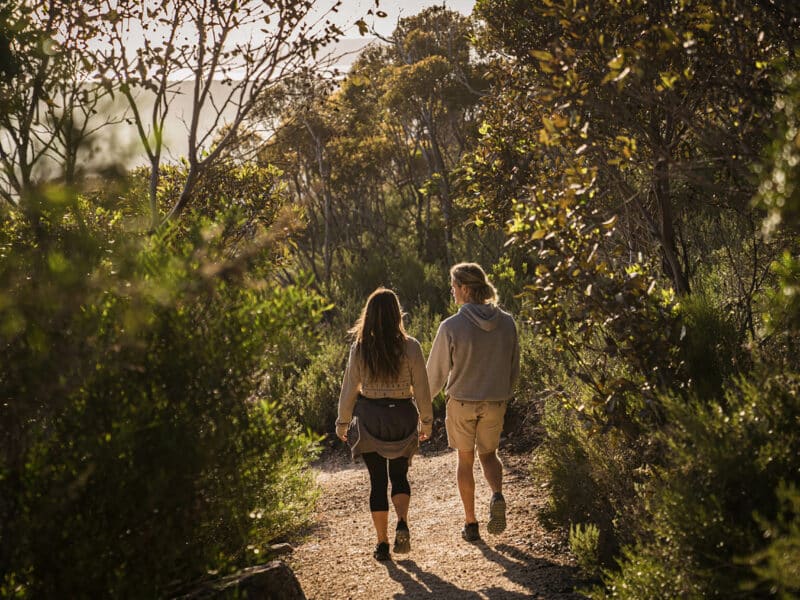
[270,543,294,556]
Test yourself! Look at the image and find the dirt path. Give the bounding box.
[288,444,586,599]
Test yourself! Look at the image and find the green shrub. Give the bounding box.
[287,336,348,433]
[0,189,326,598]
[679,292,744,400]
[329,243,450,319]
[534,397,650,564]
[597,372,800,598]
[746,482,800,597]
[570,522,602,580]
[588,547,701,600]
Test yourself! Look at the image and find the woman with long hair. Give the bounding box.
[336,288,433,561]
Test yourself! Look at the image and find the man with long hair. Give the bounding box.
[427,263,519,542]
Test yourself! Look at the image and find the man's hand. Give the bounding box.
[419,421,430,442]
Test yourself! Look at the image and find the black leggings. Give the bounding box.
[362,452,411,512]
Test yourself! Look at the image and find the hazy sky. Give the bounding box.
[97,0,478,168]
[331,0,476,37]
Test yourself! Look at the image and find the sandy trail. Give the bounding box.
[289,445,585,599]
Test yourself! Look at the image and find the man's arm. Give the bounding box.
[426,322,450,399]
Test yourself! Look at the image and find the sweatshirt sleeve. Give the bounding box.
[336,344,361,435]
[510,320,520,392]
[426,322,451,399]
[408,339,433,436]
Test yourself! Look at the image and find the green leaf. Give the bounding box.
[529,50,554,62]
[607,54,624,69]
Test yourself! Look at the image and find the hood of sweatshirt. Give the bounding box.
[459,303,501,332]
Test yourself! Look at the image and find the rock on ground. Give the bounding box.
[173,561,306,600]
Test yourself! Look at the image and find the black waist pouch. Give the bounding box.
[353,395,418,442]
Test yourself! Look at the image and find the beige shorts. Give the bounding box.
[445,398,508,455]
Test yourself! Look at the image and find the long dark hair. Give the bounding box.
[349,287,406,380]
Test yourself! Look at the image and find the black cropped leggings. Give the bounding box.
[361,452,411,512]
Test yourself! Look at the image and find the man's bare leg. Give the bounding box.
[480,450,507,534]
[479,450,503,493]
[457,449,477,524]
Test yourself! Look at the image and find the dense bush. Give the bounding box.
[331,245,450,319]
[533,397,653,564]
[0,190,326,597]
[679,292,745,401]
[593,373,800,599]
[285,336,347,434]
[747,482,800,596]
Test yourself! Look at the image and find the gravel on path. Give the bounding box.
[289,444,587,600]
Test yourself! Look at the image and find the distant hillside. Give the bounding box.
[88,37,377,171]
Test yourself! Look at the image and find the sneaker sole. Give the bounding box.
[487,499,507,534]
[461,525,480,542]
[393,529,411,553]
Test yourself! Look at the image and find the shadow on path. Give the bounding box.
[378,546,585,600]
[382,559,482,599]
[477,541,585,599]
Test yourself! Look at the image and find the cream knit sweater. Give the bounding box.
[427,303,519,403]
[337,336,434,437]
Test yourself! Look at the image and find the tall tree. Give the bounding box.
[382,5,486,262]
[472,0,798,296]
[0,0,112,206]
[96,0,344,229]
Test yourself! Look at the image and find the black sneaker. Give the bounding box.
[394,520,411,554]
[373,541,391,561]
[487,492,507,534]
[461,522,480,542]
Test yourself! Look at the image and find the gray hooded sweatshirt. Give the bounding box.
[427,303,520,403]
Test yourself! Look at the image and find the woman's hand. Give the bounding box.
[335,421,349,442]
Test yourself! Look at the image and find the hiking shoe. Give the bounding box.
[462,522,480,542]
[394,520,411,554]
[373,541,391,561]
[487,492,507,535]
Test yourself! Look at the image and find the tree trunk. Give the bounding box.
[425,116,453,265]
[149,157,160,230]
[312,135,332,285]
[653,158,691,295]
[163,166,199,225]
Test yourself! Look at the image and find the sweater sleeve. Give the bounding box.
[426,322,451,399]
[408,339,433,436]
[510,320,520,392]
[336,344,361,435]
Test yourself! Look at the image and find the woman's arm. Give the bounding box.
[336,344,361,440]
[409,339,433,439]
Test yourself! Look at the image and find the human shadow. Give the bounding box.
[475,541,586,599]
[381,558,483,600]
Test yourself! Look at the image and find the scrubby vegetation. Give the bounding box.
[2,0,799,597]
